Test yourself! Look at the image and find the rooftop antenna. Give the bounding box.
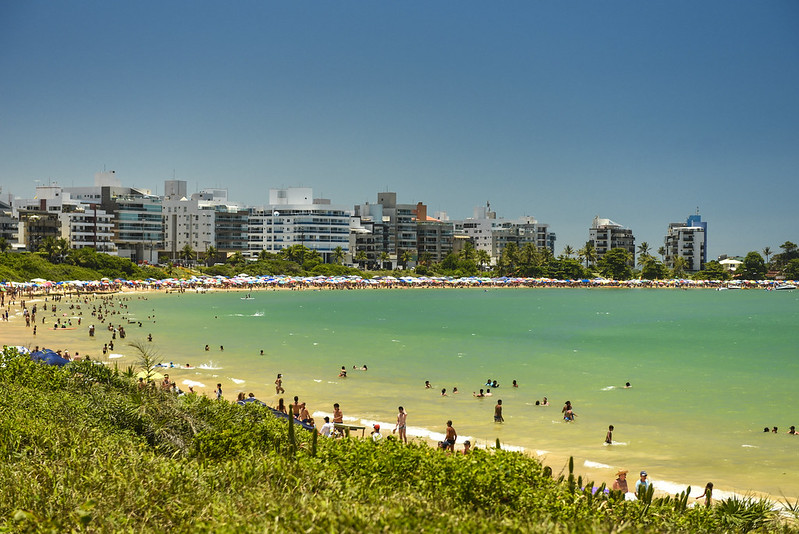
[696,206,700,215]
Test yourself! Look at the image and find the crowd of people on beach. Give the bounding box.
[2,284,768,506]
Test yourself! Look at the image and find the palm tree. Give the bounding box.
[333,246,345,265]
[39,236,60,262]
[355,250,368,270]
[562,245,574,259]
[672,256,688,278]
[181,244,196,265]
[227,251,245,266]
[762,246,772,265]
[418,252,433,266]
[379,251,390,270]
[578,241,597,269]
[476,249,491,271]
[636,242,651,268]
[0,237,9,254]
[657,246,666,262]
[205,245,217,267]
[400,250,414,270]
[56,238,69,262]
[459,241,477,262]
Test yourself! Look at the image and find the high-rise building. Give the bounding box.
[248,187,351,263]
[414,202,453,265]
[353,192,418,269]
[589,216,635,264]
[665,211,707,272]
[453,202,556,265]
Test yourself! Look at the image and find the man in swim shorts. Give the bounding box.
[394,406,408,444]
[494,399,504,423]
[443,420,457,452]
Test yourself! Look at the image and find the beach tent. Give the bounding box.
[30,349,70,367]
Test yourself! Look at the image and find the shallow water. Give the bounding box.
[74,288,799,498]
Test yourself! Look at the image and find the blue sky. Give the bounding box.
[1,1,797,259]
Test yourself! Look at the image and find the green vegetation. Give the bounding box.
[0,249,168,282]
[2,237,798,283]
[1,348,796,533]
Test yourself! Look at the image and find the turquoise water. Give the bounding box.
[117,288,799,498]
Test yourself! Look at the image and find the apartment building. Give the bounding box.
[589,216,635,263]
[664,212,707,272]
[248,188,351,263]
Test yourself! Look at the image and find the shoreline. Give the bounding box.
[1,285,791,506]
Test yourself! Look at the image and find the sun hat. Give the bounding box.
[616,469,628,476]
[640,471,647,476]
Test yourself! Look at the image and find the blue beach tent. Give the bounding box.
[30,349,70,367]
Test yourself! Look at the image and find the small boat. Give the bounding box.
[241,294,255,300]
[775,284,796,291]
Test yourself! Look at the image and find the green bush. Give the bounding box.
[0,347,796,533]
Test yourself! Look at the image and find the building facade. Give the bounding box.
[453,203,556,265]
[248,188,351,263]
[589,216,635,264]
[664,212,707,272]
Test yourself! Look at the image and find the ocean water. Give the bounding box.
[109,288,799,498]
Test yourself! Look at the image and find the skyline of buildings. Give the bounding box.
[0,170,725,272]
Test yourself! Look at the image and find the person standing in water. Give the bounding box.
[605,425,614,444]
[494,400,504,423]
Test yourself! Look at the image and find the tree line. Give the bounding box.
[2,236,797,282]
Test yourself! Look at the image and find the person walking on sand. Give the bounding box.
[214,383,223,400]
[494,399,504,423]
[605,425,614,444]
[393,406,408,444]
[275,373,285,394]
[443,420,457,452]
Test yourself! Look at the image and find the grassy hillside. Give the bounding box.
[0,251,168,282]
[0,348,793,533]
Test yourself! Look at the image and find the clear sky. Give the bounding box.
[1,1,797,259]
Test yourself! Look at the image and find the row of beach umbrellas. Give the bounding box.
[4,275,796,290]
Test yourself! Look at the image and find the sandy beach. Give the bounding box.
[5,285,790,506]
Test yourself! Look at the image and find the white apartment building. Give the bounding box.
[13,184,116,254]
[64,171,162,263]
[248,187,351,262]
[453,203,556,264]
[61,204,117,253]
[162,180,216,260]
[589,216,635,263]
[664,213,707,272]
